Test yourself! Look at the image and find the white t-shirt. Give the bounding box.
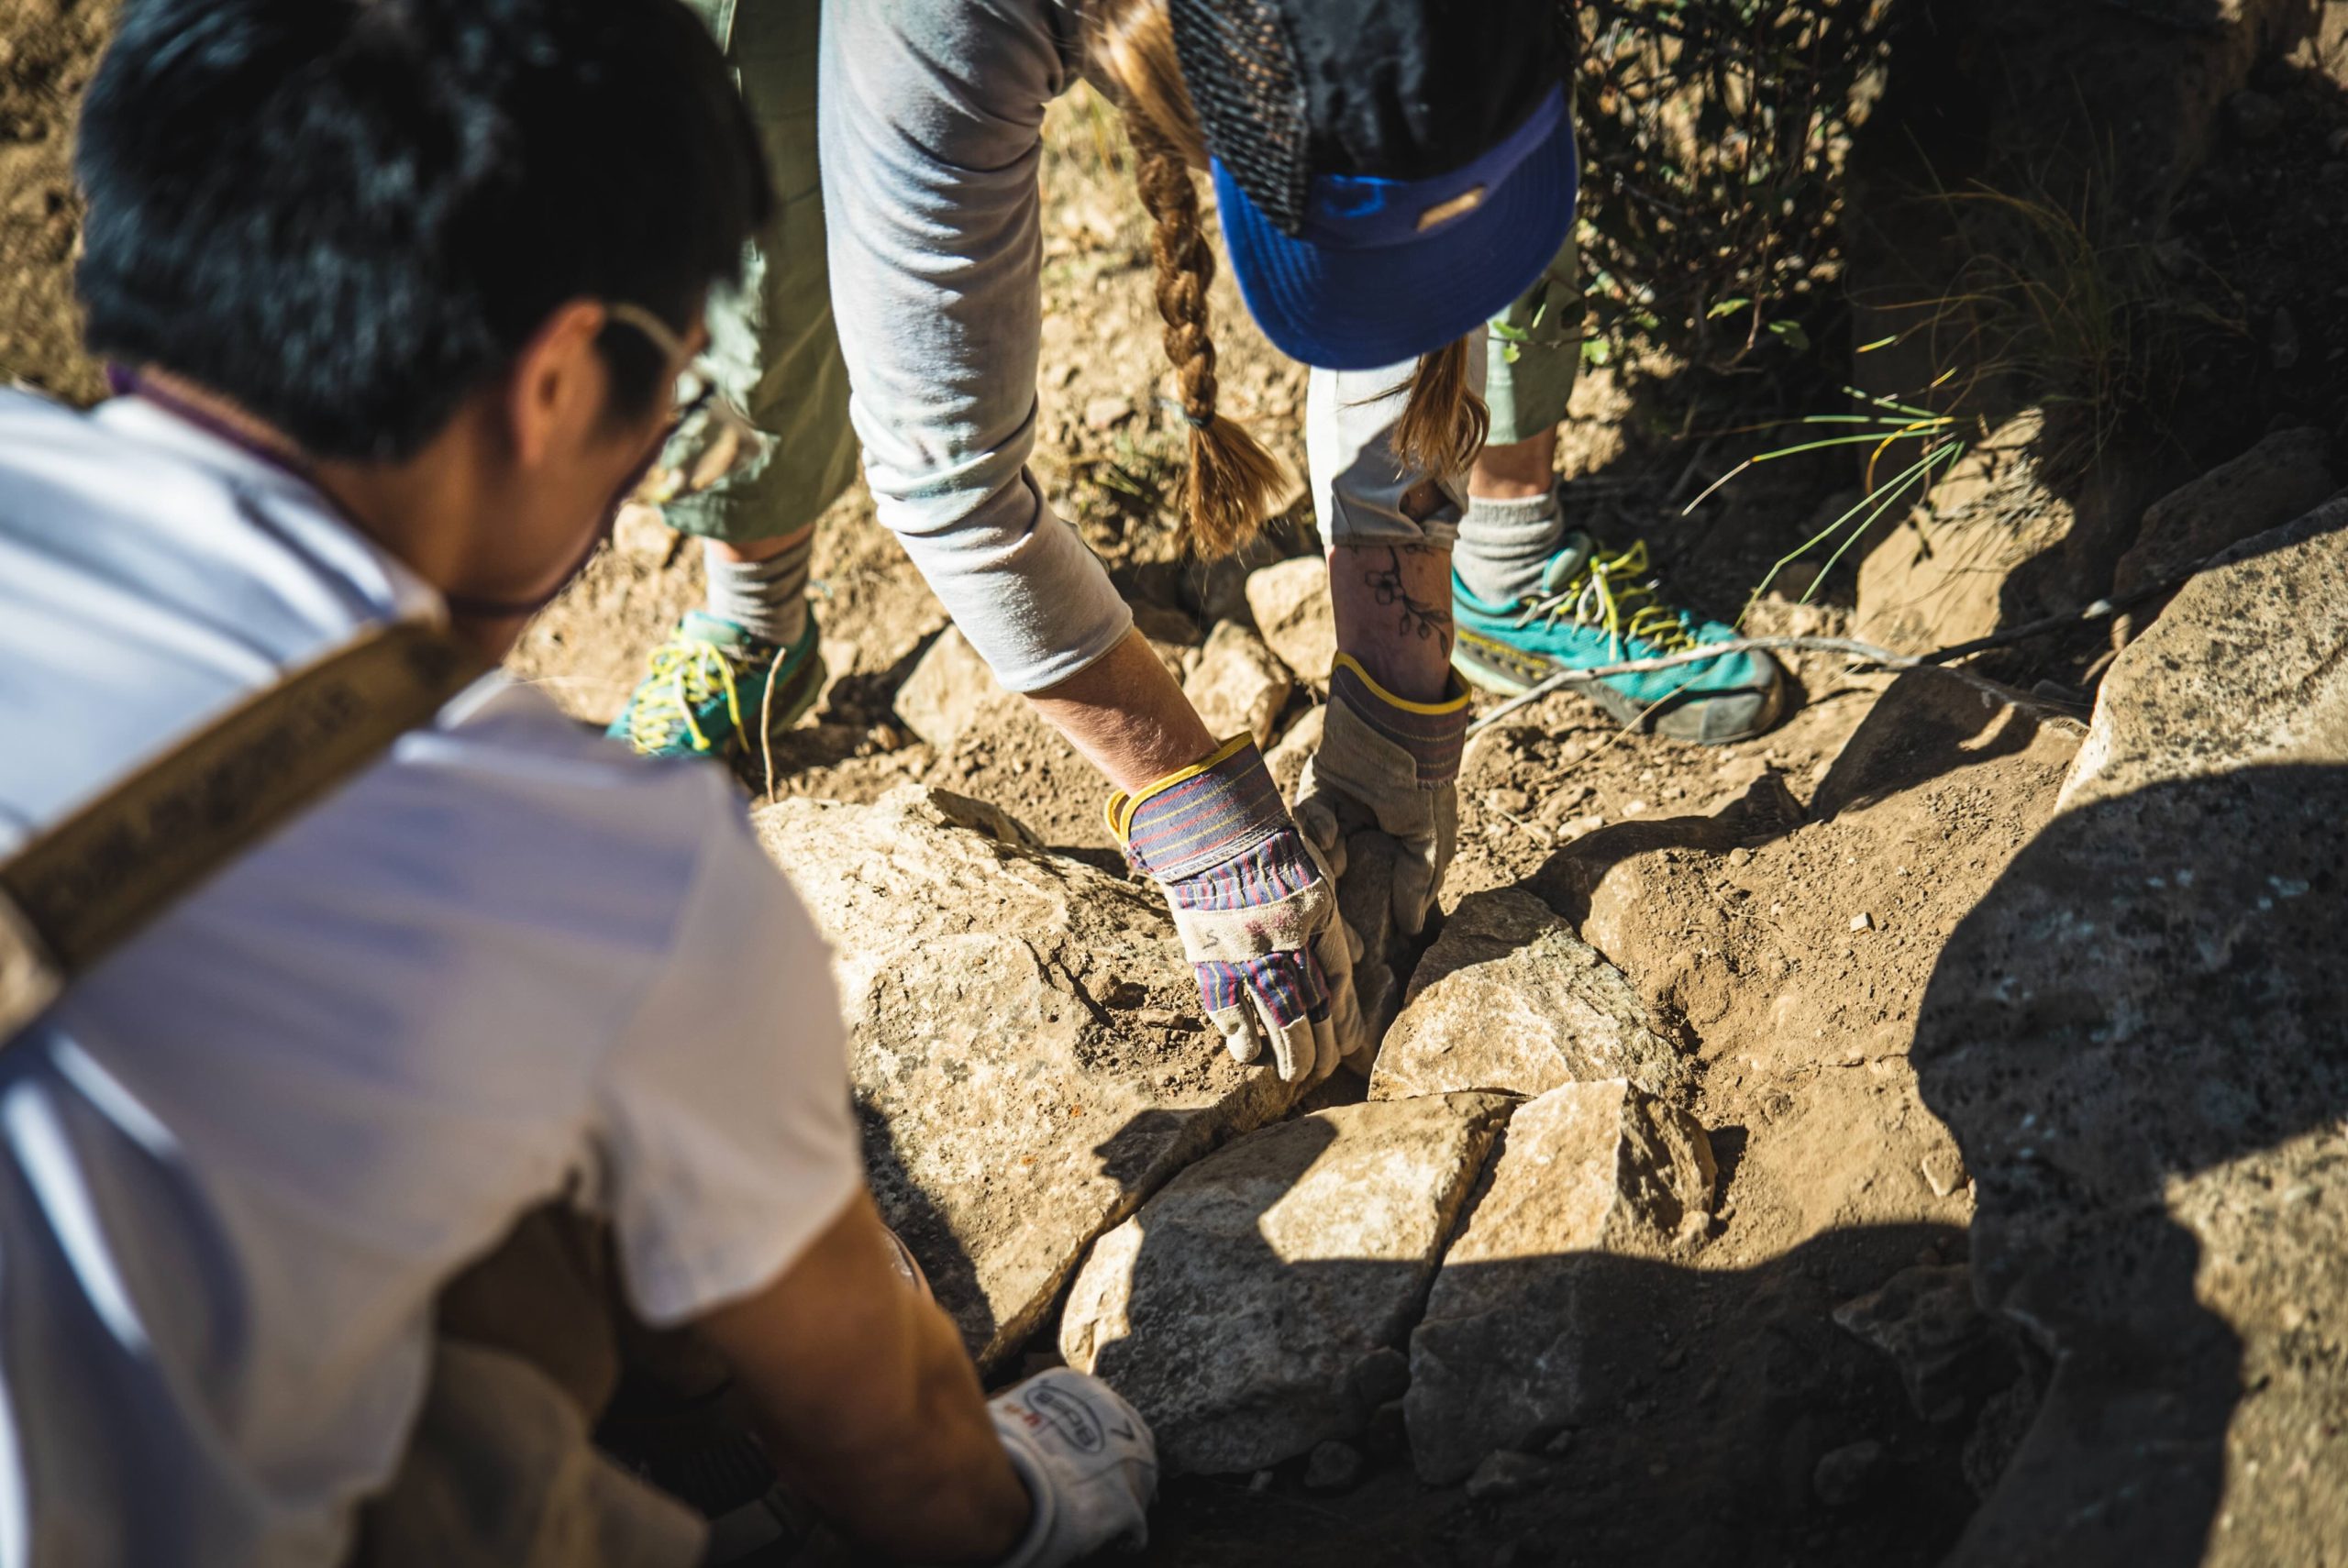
[0,391,863,1567]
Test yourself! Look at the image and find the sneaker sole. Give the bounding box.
[1452,628,1788,745]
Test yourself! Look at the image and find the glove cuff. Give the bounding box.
[1328,655,1472,788]
[1105,735,1290,882]
[986,1430,1058,1568]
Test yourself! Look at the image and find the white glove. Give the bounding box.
[1293,656,1472,940]
[986,1370,1157,1568]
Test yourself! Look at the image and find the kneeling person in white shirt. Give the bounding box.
[0,0,1150,1563]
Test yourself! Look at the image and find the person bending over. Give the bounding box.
[607,0,1788,1090]
[0,1,1149,1562]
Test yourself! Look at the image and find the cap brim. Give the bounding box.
[1215,120,1579,373]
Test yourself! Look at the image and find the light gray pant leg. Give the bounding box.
[1304,334,1489,552]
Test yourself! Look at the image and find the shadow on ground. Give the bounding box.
[1094,760,2344,1567]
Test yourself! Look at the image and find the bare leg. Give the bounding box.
[1468,427,1557,502]
[707,523,814,566]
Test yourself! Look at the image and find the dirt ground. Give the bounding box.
[8,4,2342,1565]
[0,0,108,404]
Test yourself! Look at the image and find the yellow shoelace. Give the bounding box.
[1514,539,1701,657]
[626,636,745,755]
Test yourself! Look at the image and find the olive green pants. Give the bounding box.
[667,0,860,545]
[672,0,1582,544]
[1482,238,1585,447]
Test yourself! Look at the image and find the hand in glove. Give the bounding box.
[987,1369,1157,1568]
[1108,737,1368,1083]
[1294,655,1473,941]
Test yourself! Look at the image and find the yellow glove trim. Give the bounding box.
[1330,653,1473,717]
[1102,734,1258,845]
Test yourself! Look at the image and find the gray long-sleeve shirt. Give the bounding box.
[818,0,1464,694]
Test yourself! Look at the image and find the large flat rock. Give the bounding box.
[754,786,1299,1373]
[2062,496,2348,811]
[1405,1081,1714,1484]
[1059,1094,1512,1474]
[1369,889,1690,1101]
[1915,502,2348,1565]
[2111,428,2336,598]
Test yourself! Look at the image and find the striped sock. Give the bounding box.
[703,536,812,648]
[1456,486,1567,607]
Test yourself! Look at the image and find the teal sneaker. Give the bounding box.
[607,609,827,761]
[1452,532,1787,744]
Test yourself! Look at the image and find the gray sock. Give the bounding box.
[1456,487,1567,607]
[703,536,812,647]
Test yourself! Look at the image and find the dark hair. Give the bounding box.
[74,0,770,461]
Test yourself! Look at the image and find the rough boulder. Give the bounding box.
[753,786,1299,1372]
[1369,888,1691,1101]
[1244,557,1336,687]
[1914,501,2348,1566]
[1058,1094,1512,1474]
[1406,1080,1715,1483]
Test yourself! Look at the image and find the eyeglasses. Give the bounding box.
[605,302,772,502]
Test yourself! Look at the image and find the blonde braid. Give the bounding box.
[1390,337,1491,484]
[1093,0,1286,558]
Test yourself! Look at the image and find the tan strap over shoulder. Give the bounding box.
[0,622,491,1039]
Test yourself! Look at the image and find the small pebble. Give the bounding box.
[1083,394,1135,430]
[1351,1346,1411,1408]
[1361,1401,1409,1462]
[2227,90,2285,144]
[1726,845,1753,867]
[1812,1440,1888,1507]
[1464,1450,1552,1502]
[2273,307,2303,371]
[1921,1150,1971,1198]
[2263,309,2300,375]
[1303,1440,1366,1494]
[1849,911,1874,933]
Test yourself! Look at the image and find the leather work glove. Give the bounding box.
[1108,737,1368,1084]
[987,1369,1157,1568]
[1294,655,1474,941]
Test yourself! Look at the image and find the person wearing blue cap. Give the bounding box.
[618,0,1785,1087]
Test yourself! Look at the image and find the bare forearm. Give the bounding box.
[699,1198,1028,1562]
[762,1295,1024,1560]
[1026,625,1218,793]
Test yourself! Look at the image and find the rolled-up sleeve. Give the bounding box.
[1304,331,1489,552]
[819,0,1133,693]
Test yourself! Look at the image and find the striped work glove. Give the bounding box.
[1294,656,1474,940]
[1108,737,1368,1084]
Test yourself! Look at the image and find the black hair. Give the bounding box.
[74,0,770,461]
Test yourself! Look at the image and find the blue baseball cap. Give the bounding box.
[1170,0,1579,372]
